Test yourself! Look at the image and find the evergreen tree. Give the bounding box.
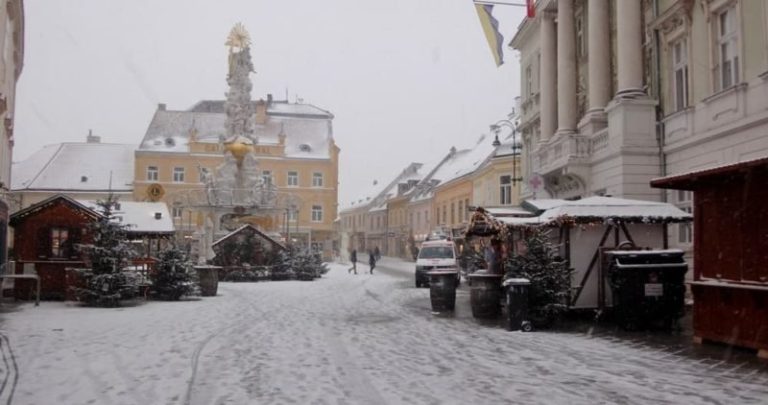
[74,194,138,306]
[505,228,571,327]
[150,244,196,300]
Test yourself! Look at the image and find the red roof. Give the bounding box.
[651,156,768,190]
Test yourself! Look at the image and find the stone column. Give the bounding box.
[557,0,577,134]
[616,0,644,97]
[539,12,557,141]
[587,0,610,111]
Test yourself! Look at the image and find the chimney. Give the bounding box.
[158,103,166,111]
[255,99,267,124]
[86,129,101,143]
[154,212,162,220]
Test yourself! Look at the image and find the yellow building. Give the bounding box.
[134,98,339,258]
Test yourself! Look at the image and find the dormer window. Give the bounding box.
[165,137,176,147]
[80,176,88,183]
[299,144,312,152]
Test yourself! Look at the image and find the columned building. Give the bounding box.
[511,0,768,253]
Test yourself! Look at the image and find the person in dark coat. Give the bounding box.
[368,250,376,274]
[374,246,381,261]
[348,249,358,274]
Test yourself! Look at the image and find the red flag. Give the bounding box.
[526,0,536,18]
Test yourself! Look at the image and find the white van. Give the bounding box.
[415,239,460,288]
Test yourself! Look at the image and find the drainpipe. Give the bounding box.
[653,0,667,203]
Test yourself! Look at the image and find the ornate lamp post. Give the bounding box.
[490,119,523,185]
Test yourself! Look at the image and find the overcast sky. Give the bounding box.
[15,0,525,205]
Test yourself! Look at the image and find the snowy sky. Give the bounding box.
[14,0,525,205]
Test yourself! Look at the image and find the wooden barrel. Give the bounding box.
[195,266,220,297]
[428,270,458,312]
[469,272,503,319]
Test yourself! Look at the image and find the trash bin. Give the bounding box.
[427,270,458,312]
[503,278,532,332]
[468,271,503,319]
[607,249,688,330]
[195,265,221,297]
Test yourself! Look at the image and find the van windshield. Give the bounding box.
[419,246,454,259]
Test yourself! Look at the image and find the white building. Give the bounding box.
[510,0,768,254]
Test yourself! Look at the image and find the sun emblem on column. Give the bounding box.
[225,23,251,51]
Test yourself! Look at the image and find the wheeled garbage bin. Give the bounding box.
[427,270,458,312]
[503,278,532,331]
[606,249,688,330]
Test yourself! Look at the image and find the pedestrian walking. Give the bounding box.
[374,246,381,261]
[368,250,376,274]
[348,249,358,274]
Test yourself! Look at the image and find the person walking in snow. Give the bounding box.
[348,249,358,274]
[374,246,381,261]
[368,250,376,274]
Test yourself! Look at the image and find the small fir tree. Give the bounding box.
[150,244,196,300]
[505,228,571,327]
[74,194,138,306]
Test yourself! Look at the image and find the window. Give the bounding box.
[198,167,209,183]
[676,190,693,244]
[425,210,429,225]
[147,166,158,181]
[715,5,739,91]
[287,171,298,187]
[312,204,323,222]
[500,175,512,205]
[458,200,464,222]
[524,64,533,97]
[172,206,183,218]
[312,172,324,187]
[671,38,689,111]
[576,12,586,60]
[50,228,69,258]
[442,205,447,224]
[450,202,455,224]
[416,211,421,226]
[287,209,298,222]
[173,167,185,183]
[262,170,272,186]
[464,198,470,221]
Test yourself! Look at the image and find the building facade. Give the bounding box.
[134,99,339,259]
[511,0,768,256]
[0,0,23,269]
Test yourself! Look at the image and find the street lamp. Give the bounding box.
[490,118,523,185]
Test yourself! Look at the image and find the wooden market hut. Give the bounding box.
[211,224,286,268]
[8,196,177,300]
[651,157,768,358]
[8,195,100,299]
[468,196,692,310]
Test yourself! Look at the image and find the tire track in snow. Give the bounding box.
[0,333,19,405]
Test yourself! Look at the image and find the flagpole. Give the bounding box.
[473,0,526,7]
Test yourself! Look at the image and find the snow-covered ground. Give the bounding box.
[0,259,766,405]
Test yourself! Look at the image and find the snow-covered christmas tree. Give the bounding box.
[74,194,138,306]
[505,228,571,327]
[150,244,197,300]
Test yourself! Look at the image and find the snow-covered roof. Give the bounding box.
[12,142,136,191]
[340,162,430,213]
[78,200,175,234]
[430,135,496,186]
[505,196,692,226]
[139,100,333,160]
[483,207,532,217]
[211,223,285,249]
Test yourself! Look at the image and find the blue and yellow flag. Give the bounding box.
[474,3,504,66]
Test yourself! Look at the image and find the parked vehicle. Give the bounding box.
[415,239,460,288]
